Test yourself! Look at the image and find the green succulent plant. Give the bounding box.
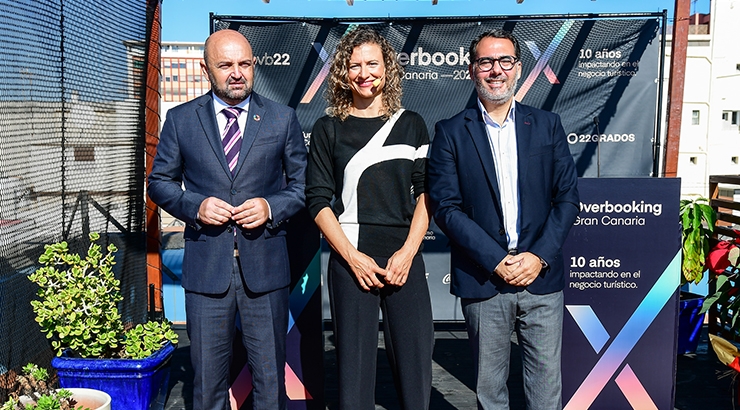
[0,363,85,410]
[124,321,179,359]
[28,233,177,359]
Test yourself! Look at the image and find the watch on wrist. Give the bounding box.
[538,256,548,270]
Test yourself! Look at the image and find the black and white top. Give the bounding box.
[306,109,429,258]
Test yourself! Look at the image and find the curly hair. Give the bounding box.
[324,26,403,121]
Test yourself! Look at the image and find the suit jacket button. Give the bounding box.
[227,226,233,233]
[499,229,505,236]
[230,189,237,195]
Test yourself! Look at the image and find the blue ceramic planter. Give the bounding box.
[678,293,705,354]
[52,342,175,410]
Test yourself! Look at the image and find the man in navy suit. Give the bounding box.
[148,29,306,410]
[428,29,579,409]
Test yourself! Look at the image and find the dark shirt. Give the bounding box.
[306,110,429,258]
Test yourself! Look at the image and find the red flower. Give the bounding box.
[707,240,738,274]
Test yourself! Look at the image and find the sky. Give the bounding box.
[161,0,712,42]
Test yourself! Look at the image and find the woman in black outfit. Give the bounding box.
[305,26,434,410]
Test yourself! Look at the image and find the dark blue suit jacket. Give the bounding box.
[428,103,579,299]
[148,91,306,294]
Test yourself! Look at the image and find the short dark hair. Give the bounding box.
[469,29,521,62]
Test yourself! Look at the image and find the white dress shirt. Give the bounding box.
[478,99,520,251]
[212,93,250,135]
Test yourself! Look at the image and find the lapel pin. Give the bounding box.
[253,114,261,122]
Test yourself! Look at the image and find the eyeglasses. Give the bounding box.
[474,56,519,72]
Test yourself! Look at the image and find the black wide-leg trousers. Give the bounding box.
[328,251,434,410]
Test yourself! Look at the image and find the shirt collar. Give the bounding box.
[477,98,516,127]
[212,93,251,115]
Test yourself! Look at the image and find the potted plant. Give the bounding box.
[2,363,111,410]
[700,231,740,335]
[678,197,717,354]
[27,233,178,410]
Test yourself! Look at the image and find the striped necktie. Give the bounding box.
[221,107,243,175]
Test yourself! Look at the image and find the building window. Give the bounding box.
[178,62,186,69]
[722,111,739,125]
[164,76,171,82]
[690,156,697,164]
[687,40,710,47]
[74,146,95,162]
[692,110,700,125]
[172,75,179,82]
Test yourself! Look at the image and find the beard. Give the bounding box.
[475,75,517,106]
[209,73,252,103]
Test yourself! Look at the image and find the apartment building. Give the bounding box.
[665,0,740,197]
[160,42,208,116]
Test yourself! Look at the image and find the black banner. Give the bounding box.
[214,15,661,177]
[209,17,669,409]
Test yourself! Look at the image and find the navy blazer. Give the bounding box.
[428,102,579,299]
[148,91,307,294]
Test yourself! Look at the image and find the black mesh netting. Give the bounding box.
[0,0,150,397]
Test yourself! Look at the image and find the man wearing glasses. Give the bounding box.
[428,29,579,409]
